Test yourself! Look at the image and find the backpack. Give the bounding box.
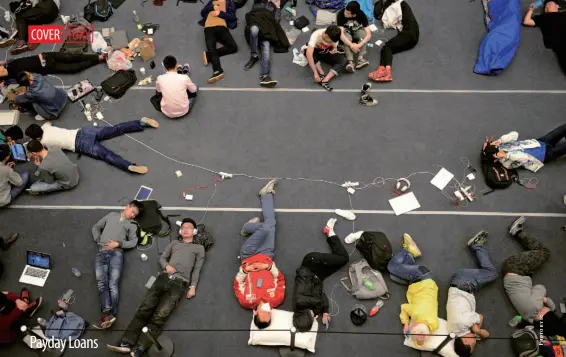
[340,259,390,300]
[233,0,248,8]
[481,150,518,190]
[101,69,137,99]
[45,312,85,341]
[84,0,114,22]
[373,0,397,20]
[306,0,344,16]
[134,200,172,244]
[60,17,92,55]
[193,224,215,251]
[355,231,392,272]
[510,326,539,357]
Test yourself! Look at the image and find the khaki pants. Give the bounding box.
[343,28,367,62]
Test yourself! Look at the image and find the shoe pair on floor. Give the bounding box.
[244,56,278,88]
[346,58,370,73]
[19,288,43,317]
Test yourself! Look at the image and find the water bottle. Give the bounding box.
[362,279,375,291]
[369,299,384,316]
[133,10,140,24]
[508,315,522,327]
[37,317,47,327]
[71,268,81,277]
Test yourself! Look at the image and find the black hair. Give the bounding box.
[482,143,499,156]
[128,200,144,212]
[253,314,271,330]
[292,309,314,332]
[4,126,23,141]
[163,55,177,70]
[25,124,43,140]
[325,25,342,43]
[454,337,472,357]
[345,1,362,16]
[0,144,10,161]
[181,218,197,229]
[16,71,30,87]
[26,140,44,153]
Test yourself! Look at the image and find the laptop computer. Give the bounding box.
[19,250,51,287]
[10,143,26,162]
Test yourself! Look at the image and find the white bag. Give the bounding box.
[91,32,108,53]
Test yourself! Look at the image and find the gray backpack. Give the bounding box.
[45,311,85,341]
[340,259,390,300]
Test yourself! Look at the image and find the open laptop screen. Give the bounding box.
[27,251,50,269]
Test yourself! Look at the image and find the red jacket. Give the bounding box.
[0,292,24,344]
[233,253,285,310]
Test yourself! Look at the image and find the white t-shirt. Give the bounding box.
[446,287,481,337]
[308,29,335,50]
[41,124,79,152]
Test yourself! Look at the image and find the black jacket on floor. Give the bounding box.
[292,266,329,316]
[245,9,290,53]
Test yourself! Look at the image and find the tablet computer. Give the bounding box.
[10,143,26,162]
[134,185,153,201]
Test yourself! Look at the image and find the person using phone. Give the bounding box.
[11,71,67,121]
[0,144,28,207]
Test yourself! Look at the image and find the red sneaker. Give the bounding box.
[26,297,43,317]
[368,66,387,82]
[378,67,392,82]
[20,287,29,303]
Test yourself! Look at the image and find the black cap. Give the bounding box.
[181,218,197,229]
[350,304,367,326]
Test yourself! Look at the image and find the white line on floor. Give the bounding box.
[8,205,566,217]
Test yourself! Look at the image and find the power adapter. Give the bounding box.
[219,172,233,179]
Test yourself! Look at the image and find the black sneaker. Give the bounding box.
[260,75,277,88]
[107,341,133,353]
[207,70,224,84]
[467,230,489,247]
[509,216,525,236]
[244,56,259,71]
[359,94,377,107]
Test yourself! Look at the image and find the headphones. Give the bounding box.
[179,226,198,236]
[395,178,411,192]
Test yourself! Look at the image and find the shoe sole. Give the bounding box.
[11,47,29,55]
[563,194,566,207]
[202,52,208,66]
[360,100,377,107]
[7,233,19,245]
[467,231,488,246]
[101,316,117,329]
[356,62,369,70]
[260,81,277,88]
[403,234,421,256]
[510,216,525,235]
[346,66,355,73]
[207,73,224,84]
[141,117,159,128]
[259,179,277,196]
[28,297,42,317]
[129,166,149,174]
[107,345,131,353]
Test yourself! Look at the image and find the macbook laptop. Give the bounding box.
[19,250,51,287]
[10,143,26,162]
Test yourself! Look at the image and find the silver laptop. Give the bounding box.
[19,250,51,287]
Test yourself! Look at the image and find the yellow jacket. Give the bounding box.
[399,279,439,332]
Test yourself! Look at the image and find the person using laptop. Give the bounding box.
[92,201,144,330]
[11,71,67,121]
[0,144,29,206]
[0,288,42,345]
[26,140,79,195]
[25,118,158,175]
[107,218,205,357]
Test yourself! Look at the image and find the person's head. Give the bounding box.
[483,142,505,160]
[0,144,10,163]
[344,1,361,17]
[25,124,43,141]
[323,25,342,43]
[163,55,178,71]
[544,0,559,12]
[454,333,475,357]
[123,200,143,220]
[4,126,23,142]
[292,309,315,332]
[410,323,430,346]
[26,140,46,158]
[16,71,31,88]
[0,65,8,78]
[180,218,197,240]
[253,302,272,329]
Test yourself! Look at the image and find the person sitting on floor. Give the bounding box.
[0,126,24,145]
[10,0,60,55]
[25,117,159,174]
[11,71,67,121]
[199,0,238,84]
[483,124,566,173]
[26,140,79,195]
[0,288,42,345]
[447,231,497,357]
[305,25,348,91]
[292,218,349,332]
[337,1,372,73]
[0,52,105,81]
[369,0,419,82]
[387,234,439,346]
[234,180,285,329]
[523,1,566,74]
[0,144,28,206]
[107,218,205,357]
[91,201,143,330]
[155,55,198,119]
[243,0,290,88]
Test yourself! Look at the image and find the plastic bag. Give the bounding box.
[91,32,108,53]
[107,50,132,71]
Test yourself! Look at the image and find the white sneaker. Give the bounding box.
[345,231,364,244]
[34,115,46,121]
[335,209,356,221]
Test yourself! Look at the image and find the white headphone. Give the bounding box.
[395,178,411,192]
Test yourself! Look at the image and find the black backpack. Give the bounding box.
[481,150,518,190]
[84,0,114,22]
[101,70,137,99]
[355,231,392,272]
[510,326,539,357]
[134,200,171,244]
[233,0,248,8]
[193,224,215,251]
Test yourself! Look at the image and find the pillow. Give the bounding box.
[248,309,319,353]
[403,319,458,357]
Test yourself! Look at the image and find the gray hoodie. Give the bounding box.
[92,212,138,252]
[503,275,545,324]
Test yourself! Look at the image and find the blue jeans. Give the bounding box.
[95,250,124,316]
[240,193,276,260]
[10,171,29,201]
[387,249,433,284]
[249,25,271,77]
[29,180,62,194]
[76,120,145,172]
[450,244,498,293]
[188,86,198,113]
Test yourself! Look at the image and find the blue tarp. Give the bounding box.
[474,0,522,75]
[346,0,375,24]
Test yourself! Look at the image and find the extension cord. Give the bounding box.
[460,186,474,202]
[219,172,232,179]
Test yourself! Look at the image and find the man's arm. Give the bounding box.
[233,267,252,308]
[120,224,139,250]
[339,28,355,47]
[12,90,34,105]
[200,1,214,18]
[269,262,285,307]
[185,76,198,93]
[531,284,547,305]
[37,167,55,184]
[322,292,330,314]
[499,131,519,143]
[92,214,108,244]
[7,169,22,187]
[306,47,319,76]
[159,241,175,269]
[218,2,237,22]
[361,26,372,44]
[400,303,412,325]
[189,246,205,289]
[155,78,162,93]
[523,3,536,26]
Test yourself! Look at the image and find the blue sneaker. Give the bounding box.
[107,340,132,353]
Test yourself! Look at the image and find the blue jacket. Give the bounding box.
[13,73,67,118]
[198,0,238,29]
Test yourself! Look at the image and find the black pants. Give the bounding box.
[537,124,566,163]
[204,26,238,72]
[121,274,188,351]
[380,31,418,66]
[43,53,100,74]
[15,0,59,42]
[554,47,566,75]
[502,231,550,276]
[301,235,349,281]
[312,48,347,76]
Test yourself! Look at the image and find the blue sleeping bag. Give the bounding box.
[474,0,521,75]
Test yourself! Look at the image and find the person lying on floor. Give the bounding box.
[387,233,439,346]
[10,0,60,55]
[0,144,28,206]
[26,140,79,195]
[11,71,67,121]
[292,218,349,332]
[243,0,290,88]
[523,1,566,74]
[91,201,143,330]
[155,55,198,119]
[482,124,566,173]
[369,0,419,82]
[234,180,285,329]
[447,231,497,357]
[0,52,105,81]
[0,288,42,345]
[107,218,205,357]
[25,118,159,174]
[337,1,372,73]
[305,25,348,91]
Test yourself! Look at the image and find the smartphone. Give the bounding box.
[256,277,263,288]
[150,60,156,69]
[145,276,156,288]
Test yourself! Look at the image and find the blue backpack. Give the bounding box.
[45,312,86,341]
[306,0,345,16]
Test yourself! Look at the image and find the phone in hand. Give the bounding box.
[256,277,263,288]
